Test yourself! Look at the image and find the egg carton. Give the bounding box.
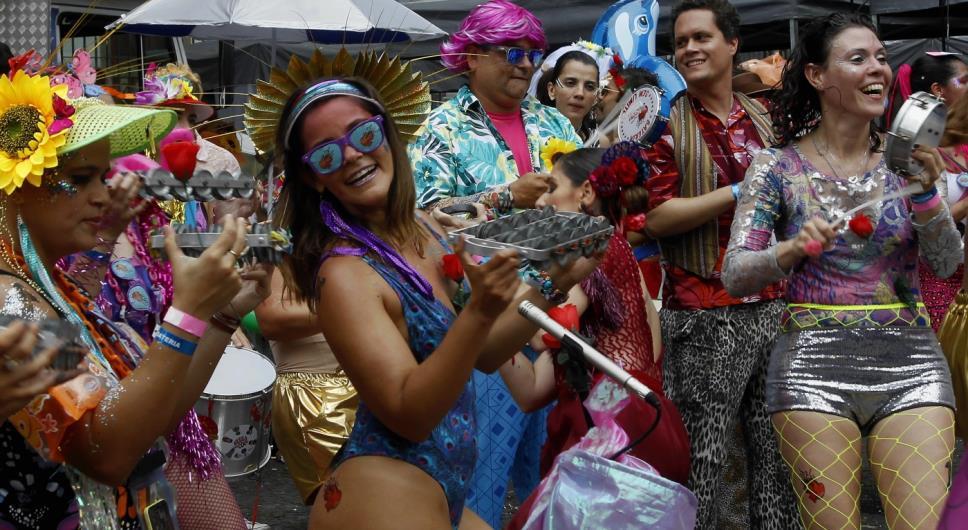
[448,207,613,268]
[138,168,257,202]
[150,222,292,265]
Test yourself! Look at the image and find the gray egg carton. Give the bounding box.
[448,207,613,268]
[138,168,256,202]
[149,222,292,265]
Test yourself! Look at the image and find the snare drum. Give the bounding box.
[886,91,947,176]
[194,346,276,477]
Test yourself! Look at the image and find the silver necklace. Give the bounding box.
[812,135,871,182]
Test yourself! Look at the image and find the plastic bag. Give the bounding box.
[520,378,697,530]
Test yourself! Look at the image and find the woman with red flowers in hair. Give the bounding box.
[499,143,691,529]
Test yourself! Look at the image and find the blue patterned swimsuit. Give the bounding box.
[330,231,477,529]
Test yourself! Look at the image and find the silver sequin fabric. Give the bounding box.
[767,326,954,433]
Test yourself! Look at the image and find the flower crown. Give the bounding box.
[135,63,201,106]
[0,59,76,194]
[588,141,649,198]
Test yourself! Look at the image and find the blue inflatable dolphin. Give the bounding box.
[591,0,685,124]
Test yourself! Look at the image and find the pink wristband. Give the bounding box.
[163,307,209,337]
[912,193,942,213]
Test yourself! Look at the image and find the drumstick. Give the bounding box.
[830,182,921,231]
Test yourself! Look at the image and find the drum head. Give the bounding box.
[202,346,275,398]
[617,86,662,144]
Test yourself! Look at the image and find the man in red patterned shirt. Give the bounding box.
[644,1,800,529]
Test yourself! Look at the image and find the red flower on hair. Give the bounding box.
[589,166,619,197]
[612,156,638,186]
[441,253,464,282]
[848,213,875,238]
[541,304,580,349]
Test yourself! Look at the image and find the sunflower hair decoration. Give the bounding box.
[540,137,579,170]
[0,70,74,194]
[244,48,431,154]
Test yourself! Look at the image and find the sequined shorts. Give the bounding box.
[272,370,358,504]
[766,326,954,433]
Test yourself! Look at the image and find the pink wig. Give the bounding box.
[440,0,547,73]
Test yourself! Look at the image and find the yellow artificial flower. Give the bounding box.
[540,137,578,170]
[0,71,69,194]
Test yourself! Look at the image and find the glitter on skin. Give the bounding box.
[1,283,50,322]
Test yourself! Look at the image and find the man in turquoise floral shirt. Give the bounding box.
[408,0,580,215]
[406,2,581,528]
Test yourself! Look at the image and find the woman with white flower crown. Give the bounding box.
[0,65,270,529]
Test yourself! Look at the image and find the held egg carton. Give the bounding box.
[149,222,293,265]
[448,207,613,268]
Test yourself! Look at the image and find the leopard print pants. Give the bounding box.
[661,300,802,530]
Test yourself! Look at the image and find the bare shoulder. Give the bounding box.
[315,255,387,310]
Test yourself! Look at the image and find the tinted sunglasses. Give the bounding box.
[487,45,544,67]
[302,115,385,176]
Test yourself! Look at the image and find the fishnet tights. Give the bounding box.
[773,407,954,530]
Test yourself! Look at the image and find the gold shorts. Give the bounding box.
[940,290,968,439]
[272,370,358,504]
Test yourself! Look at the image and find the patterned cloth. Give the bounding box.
[646,94,784,311]
[723,144,963,326]
[466,359,550,529]
[408,85,580,213]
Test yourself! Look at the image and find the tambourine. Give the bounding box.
[885,91,947,176]
[139,168,257,202]
[616,84,667,147]
[588,85,668,148]
[150,222,292,265]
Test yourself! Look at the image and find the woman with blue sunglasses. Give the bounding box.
[273,77,599,530]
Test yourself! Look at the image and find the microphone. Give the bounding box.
[518,301,661,408]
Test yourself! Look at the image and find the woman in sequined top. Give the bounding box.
[721,14,961,530]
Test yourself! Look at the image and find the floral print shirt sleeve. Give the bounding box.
[409,85,581,214]
[722,148,791,297]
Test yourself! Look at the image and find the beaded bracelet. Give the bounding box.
[154,326,197,356]
[525,267,568,304]
[210,312,241,334]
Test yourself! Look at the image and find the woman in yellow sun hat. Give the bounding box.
[0,65,270,529]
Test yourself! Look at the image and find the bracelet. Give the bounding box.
[210,312,241,334]
[525,268,568,304]
[910,186,939,204]
[83,249,111,262]
[730,183,741,202]
[153,326,197,356]
[163,307,209,337]
[912,192,942,213]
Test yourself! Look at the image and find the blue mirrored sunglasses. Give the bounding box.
[488,45,544,67]
[302,116,386,176]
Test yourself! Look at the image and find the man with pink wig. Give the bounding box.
[409,0,580,215]
[407,1,581,527]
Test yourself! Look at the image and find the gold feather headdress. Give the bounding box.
[244,48,431,154]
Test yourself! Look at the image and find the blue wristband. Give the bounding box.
[731,183,741,202]
[910,186,939,204]
[153,326,197,356]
